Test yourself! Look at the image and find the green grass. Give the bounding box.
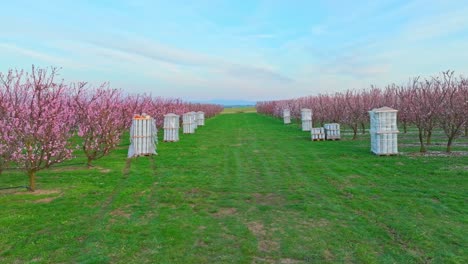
[1,113,467,263]
[222,107,257,114]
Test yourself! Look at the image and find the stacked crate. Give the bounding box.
[190,112,198,131]
[283,109,291,124]
[301,108,312,131]
[128,113,157,158]
[163,113,179,142]
[197,111,205,126]
[324,123,341,140]
[311,127,325,141]
[369,107,399,155]
[182,112,195,134]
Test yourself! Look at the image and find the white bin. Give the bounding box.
[324,123,341,140]
[128,114,157,157]
[369,107,399,155]
[163,113,179,142]
[197,111,205,126]
[183,112,196,134]
[311,127,325,140]
[301,108,312,131]
[283,109,291,124]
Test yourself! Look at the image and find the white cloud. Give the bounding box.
[0,43,91,70]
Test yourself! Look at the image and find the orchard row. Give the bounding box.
[256,70,468,153]
[0,66,223,190]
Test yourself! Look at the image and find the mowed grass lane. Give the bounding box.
[1,112,467,263]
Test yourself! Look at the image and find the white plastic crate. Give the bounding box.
[324,123,341,140]
[182,112,195,134]
[163,113,179,142]
[190,112,198,131]
[311,127,325,140]
[301,108,312,131]
[369,107,399,155]
[197,111,205,126]
[128,114,157,157]
[370,133,398,155]
[302,120,312,131]
[283,109,291,124]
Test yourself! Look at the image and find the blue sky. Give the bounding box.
[1,0,468,102]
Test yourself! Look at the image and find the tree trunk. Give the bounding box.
[28,171,36,192]
[418,129,427,152]
[426,130,432,145]
[446,137,453,153]
[87,157,94,168]
[352,125,358,140]
[403,121,407,133]
[361,123,366,134]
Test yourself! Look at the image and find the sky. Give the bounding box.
[1,0,468,103]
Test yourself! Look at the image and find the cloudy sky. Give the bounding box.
[1,0,468,102]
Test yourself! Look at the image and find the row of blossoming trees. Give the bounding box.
[257,71,468,153]
[0,66,223,191]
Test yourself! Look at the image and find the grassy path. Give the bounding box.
[1,113,467,263]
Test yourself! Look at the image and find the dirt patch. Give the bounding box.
[251,193,286,206]
[252,257,303,263]
[323,249,335,262]
[280,258,303,264]
[400,142,468,147]
[344,192,354,199]
[302,218,329,228]
[143,211,156,219]
[247,221,281,253]
[252,256,276,264]
[11,189,62,203]
[247,221,266,236]
[195,239,208,247]
[406,151,468,157]
[110,208,131,219]
[259,240,280,252]
[186,188,201,194]
[212,207,237,218]
[185,188,210,199]
[15,189,60,195]
[49,166,84,172]
[90,166,112,173]
[33,197,56,203]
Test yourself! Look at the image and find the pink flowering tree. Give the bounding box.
[403,75,448,152]
[0,75,16,174]
[438,74,468,152]
[360,88,383,134]
[0,66,76,191]
[73,84,126,167]
[120,93,154,128]
[383,84,411,133]
[342,91,363,139]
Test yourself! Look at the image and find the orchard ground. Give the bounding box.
[1,109,467,263]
